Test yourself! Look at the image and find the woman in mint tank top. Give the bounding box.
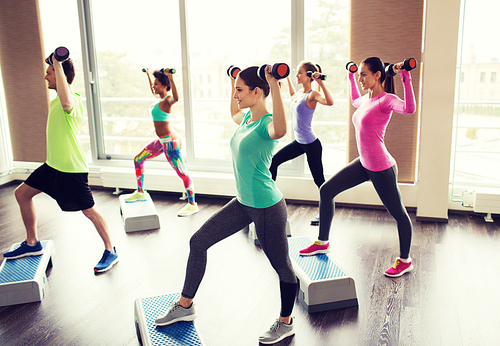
[154,66,298,345]
[124,68,198,217]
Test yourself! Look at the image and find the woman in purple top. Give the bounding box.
[299,57,417,278]
[269,61,334,189]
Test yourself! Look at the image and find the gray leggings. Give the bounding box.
[182,198,297,317]
[319,158,412,259]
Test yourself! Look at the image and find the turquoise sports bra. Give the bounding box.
[151,101,171,122]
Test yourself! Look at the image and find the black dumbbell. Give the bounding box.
[306,71,327,80]
[257,63,290,80]
[227,65,241,79]
[346,61,358,73]
[48,46,70,64]
[385,58,418,77]
[160,68,176,74]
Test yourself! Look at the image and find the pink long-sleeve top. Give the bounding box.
[349,70,416,172]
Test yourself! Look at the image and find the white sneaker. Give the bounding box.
[177,203,199,217]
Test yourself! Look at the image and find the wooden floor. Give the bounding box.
[0,182,499,346]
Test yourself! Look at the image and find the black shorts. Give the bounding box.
[24,163,95,212]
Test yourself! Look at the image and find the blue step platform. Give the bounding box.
[287,237,358,313]
[0,240,54,307]
[134,293,205,346]
[119,192,160,233]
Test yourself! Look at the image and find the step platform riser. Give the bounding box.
[0,240,54,307]
[288,237,358,313]
[119,193,160,233]
[134,293,204,346]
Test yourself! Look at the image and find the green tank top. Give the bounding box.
[230,111,283,208]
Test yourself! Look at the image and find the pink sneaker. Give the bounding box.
[299,240,330,256]
[384,257,414,277]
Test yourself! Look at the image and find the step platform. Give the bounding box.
[0,240,54,307]
[134,293,205,346]
[119,192,160,233]
[248,220,292,246]
[287,237,358,313]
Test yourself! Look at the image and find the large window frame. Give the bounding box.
[75,0,349,177]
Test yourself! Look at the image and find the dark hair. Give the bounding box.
[45,55,75,85]
[238,66,270,97]
[361,57,395,94]
[153,70,171,91]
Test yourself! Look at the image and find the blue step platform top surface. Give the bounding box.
[287,237,347,281]
[0,241,50,284]
[139,293,203,346]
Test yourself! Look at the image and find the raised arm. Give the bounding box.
[144,68,156,96]
[266,66,286,140]
[53,59,73,113]
[230,77,245,125]
[383,69,416,114]
[349,72,363,108]
[309,73,334,107]
[285,76,296,98]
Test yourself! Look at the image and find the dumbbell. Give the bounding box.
[346,61,358,73]
[160,68,176,74]
[385,58,417,77]
[306,71,327,80]
[227,65,241,79]
[257,63,290,80]
[49,46,70,64]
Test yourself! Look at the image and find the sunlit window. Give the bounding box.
[452,0,500,188]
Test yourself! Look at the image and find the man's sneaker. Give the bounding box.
[155,301,197,326]
[94,247,119,273]
[124,190,147,202]
[3,240,44,259]
[259,318,295,344]
[299,240,329,256]
[384,257,414,277]
[177,203,199,217]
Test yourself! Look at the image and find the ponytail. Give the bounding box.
[383,62,395,94]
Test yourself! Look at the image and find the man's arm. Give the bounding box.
[53,60,74,113]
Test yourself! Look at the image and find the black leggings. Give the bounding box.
[318,158,412,259]
[270,139,325,188]
[182,198,297,317]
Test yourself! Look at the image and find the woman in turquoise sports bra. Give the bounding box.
[125,68,198,217]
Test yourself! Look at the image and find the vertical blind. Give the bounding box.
[349,0,423,183]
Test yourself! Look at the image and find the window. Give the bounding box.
[37,0,350,176]
[305,0,349,174]
[452,0,500,188]
[38,0,91,161]
[89,0,183,160]
[185,0,292,163]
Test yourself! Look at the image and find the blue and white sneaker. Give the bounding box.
[94,247,119,273]
[3,240,44,259]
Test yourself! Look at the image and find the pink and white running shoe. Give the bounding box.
[384,257,414,277]
[299,240,330,256]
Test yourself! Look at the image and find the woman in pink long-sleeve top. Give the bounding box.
[299,57,417,278]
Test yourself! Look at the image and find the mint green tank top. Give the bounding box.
[151,101,171,121]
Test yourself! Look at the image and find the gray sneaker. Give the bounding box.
[259,318,295,344]
[154,301,197,326]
